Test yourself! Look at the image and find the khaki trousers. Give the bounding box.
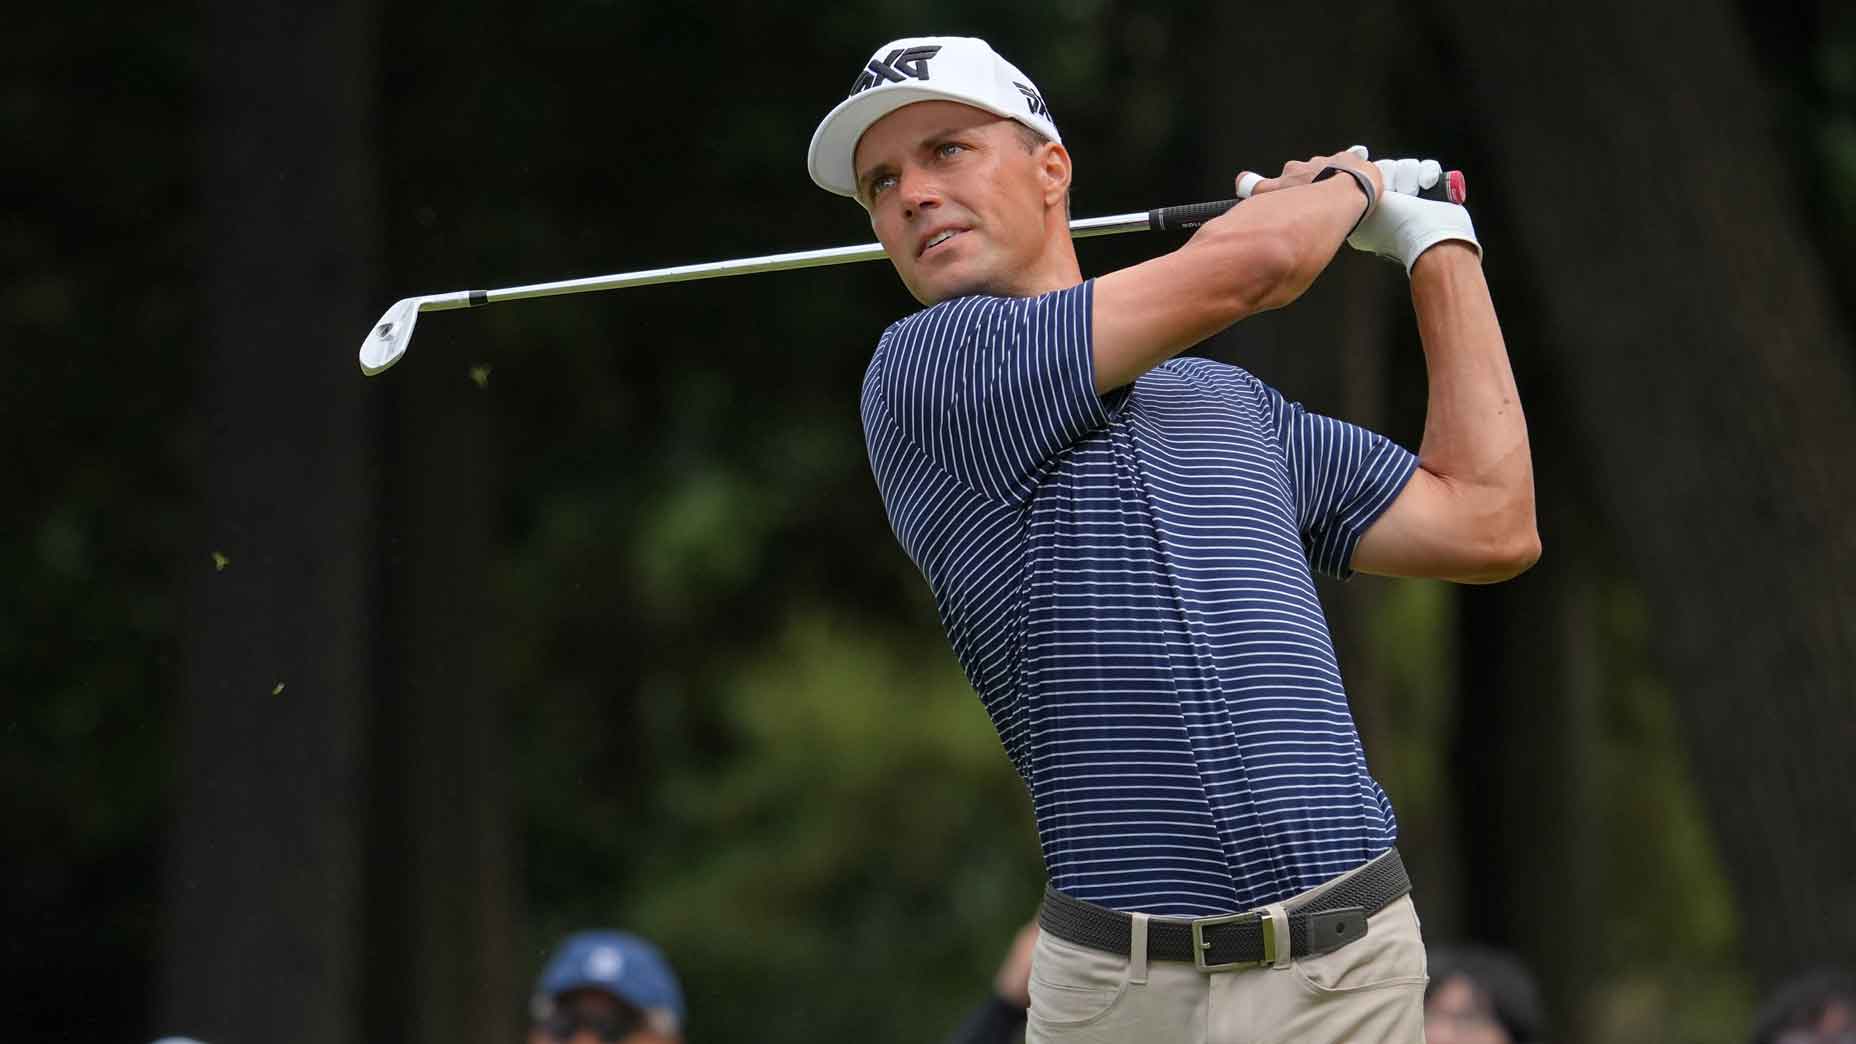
[1026,870,1428,1044]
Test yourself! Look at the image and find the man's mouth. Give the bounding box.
[919,228,967,258]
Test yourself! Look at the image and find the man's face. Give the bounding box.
[527,989,678,1044]
[1775,999,1854,1044]
[853,101,1061,305]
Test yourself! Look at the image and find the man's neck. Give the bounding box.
[1010,231,1084,298]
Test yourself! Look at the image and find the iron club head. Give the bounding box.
[358,297,424,375]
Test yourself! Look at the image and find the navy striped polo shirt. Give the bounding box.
[860,281,1419,917]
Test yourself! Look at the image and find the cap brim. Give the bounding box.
[541,977,645,1010]
[806,85,1030,198]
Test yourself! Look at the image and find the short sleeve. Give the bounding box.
[1263,385,1418,579]
[865,282,1115,504]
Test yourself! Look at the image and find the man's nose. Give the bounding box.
[899,168,939,219]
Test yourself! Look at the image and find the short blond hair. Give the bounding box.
[1008,122,1071,217]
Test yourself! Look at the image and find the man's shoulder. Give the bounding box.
[879,293,1006,342]
[874,284,1092,356]
[864,297,1002,391]
[1136,357,1287,437]
[1145,354,1266,393]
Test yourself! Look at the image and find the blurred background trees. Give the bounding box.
[4,1,1852,1042]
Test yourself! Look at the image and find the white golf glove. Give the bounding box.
[1346,151,1481,273]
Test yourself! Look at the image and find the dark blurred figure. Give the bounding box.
[1423,944,1545,1044]
[1749,968,1856,1044]
[528,931,686,1044]
[945,920,1038,1044]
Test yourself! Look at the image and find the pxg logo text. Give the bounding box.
[1014,82,1051,119]
[850,46,942,94]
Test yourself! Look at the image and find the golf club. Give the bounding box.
[358,171,1466,375]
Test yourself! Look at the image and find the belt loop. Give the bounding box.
[1129,912,1150,984]
[1263,902,1292,970]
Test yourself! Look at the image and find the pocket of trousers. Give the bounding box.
[1289,895,1429,995]
[1026,930,1133,1027]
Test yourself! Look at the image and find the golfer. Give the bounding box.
[809,36,1536,1043]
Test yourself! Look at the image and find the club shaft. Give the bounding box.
[407,171,1465,315]
[365,175,1464,374]
[418,208,1181,314]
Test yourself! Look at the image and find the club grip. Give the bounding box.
[1148,169,1466,232]
[1148,199,1241,232]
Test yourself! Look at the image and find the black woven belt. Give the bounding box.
[1037,847,1411,972]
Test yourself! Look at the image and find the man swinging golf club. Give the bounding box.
[810,35,1537,1044]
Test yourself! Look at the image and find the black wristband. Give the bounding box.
[1312,165,1376,234]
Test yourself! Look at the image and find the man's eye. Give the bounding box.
[870,174,897,196]
[936,143,964,158]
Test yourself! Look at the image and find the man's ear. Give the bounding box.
[1038,142,1072,208]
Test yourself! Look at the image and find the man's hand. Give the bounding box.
[1347,156,1481,272]
[1240,145,1385,202]
[993,921,1037,1009]
[1371,156,1445,197]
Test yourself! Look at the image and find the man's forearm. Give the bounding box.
[1348,242,1539,582]
[1217,173,1372,312]
[1409,244,1537,538]
[1091,174,1371,392]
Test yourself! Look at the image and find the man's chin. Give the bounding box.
[912,269,1009,306]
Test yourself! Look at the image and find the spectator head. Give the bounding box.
[1424,944,1546,1044]
[529,931,686,1044]
[1750,968,1856,1044]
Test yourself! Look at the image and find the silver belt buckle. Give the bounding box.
[1190,910,1273,972]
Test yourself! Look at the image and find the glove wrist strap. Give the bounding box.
[1313,165,1376,235]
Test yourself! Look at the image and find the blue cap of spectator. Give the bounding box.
[531,931,686,1036]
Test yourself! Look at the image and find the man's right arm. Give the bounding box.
[1090,150,1382,394]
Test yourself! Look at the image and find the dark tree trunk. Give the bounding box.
[1431,0,1856,973]
[366,359,513,1044]
[1454,482,1607,1038]
[356,5,520,1034]
[160,3,383,1041]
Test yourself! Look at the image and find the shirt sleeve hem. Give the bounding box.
[1322,449,1420,581]
[1078,279,1134,423]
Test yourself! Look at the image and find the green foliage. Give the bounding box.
[526,614,1045,1042]
[1361,579,1458,831]
[1580,583,1753,1044]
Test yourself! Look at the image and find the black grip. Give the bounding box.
[1147,169,1465,233]
[1148,199,1238,232]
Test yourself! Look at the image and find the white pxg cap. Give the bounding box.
[808,36,1063,198]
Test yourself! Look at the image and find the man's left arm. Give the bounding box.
[1352,242,1540,583]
